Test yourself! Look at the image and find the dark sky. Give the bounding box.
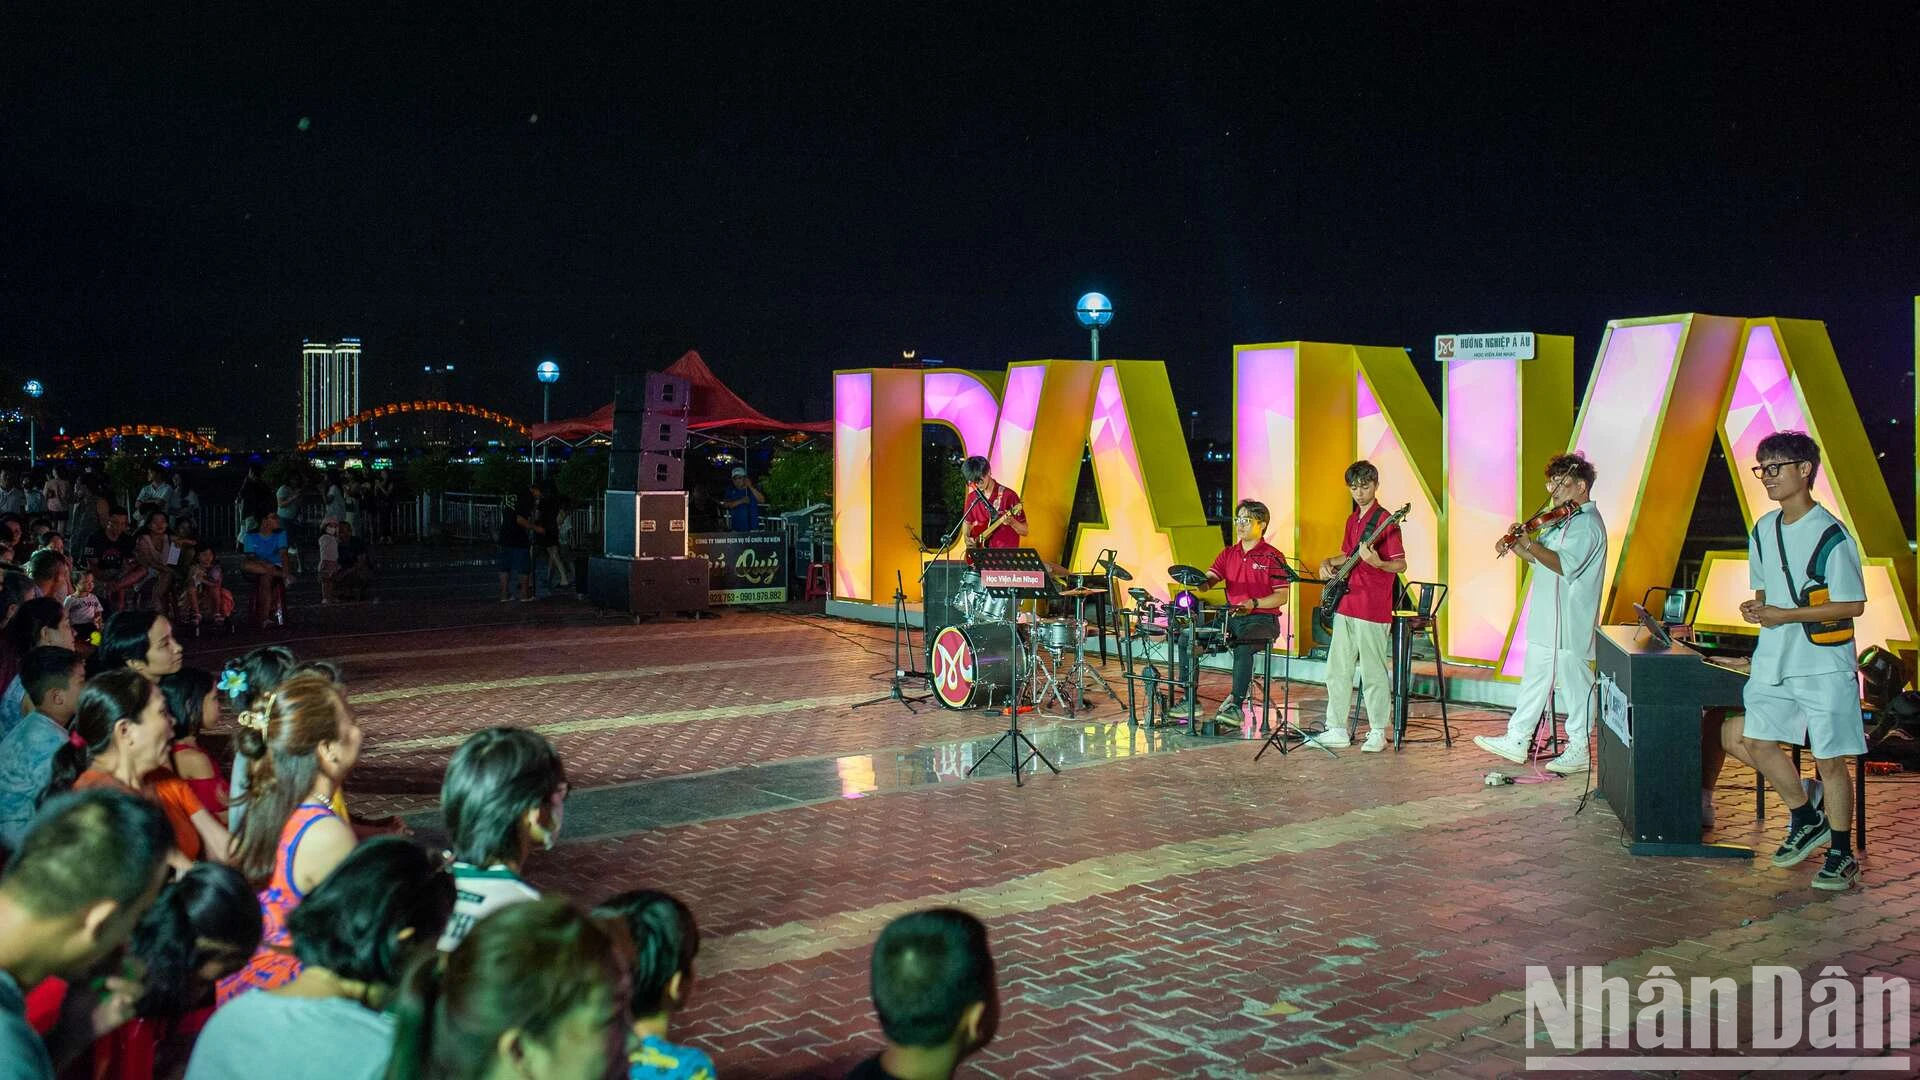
[3,6,1916,453]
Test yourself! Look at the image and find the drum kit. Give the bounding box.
[928,560,1118,718]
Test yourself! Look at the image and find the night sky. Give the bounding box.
[4,8,1916,460]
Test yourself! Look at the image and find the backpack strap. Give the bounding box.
[1805,523,1848,586]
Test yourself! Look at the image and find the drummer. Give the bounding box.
[1202,499,1293,733]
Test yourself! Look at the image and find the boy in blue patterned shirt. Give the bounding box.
[595,890,716,1080]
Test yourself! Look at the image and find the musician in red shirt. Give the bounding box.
[1313,461,1408,751]
[961,456,1027,551]
[1202,499,1293,733]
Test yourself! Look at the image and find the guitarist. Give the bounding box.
[1202,499,1293,734]
[1313,461,1408,751]
[960,456,1028,551]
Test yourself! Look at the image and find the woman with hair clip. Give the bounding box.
[86,610,185,680]
[188,838,454,1080]
[388,897,627,1080]
[46,667,231,869]
[215,671,362,1004]
[435,727,568,952]
[23,862,262,1080]
[593,890,714,1080]
[219,646,346,833]
[0,595,75,732]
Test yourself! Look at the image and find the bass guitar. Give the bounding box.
[1318,503,1412,619]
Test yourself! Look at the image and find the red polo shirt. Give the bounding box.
[964,483,1025,549]
[1335,504,1405,624]
[1209,539,1292,608]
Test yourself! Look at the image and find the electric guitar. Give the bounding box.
[1318,503,1411,619]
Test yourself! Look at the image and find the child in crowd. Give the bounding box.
[63,566,103,643]
[0,645,85,848]
[178,546,234,629]
[848,909,999,1080]
[435,727,568,952]
[162,667,228,824]
[594,890,715,1080]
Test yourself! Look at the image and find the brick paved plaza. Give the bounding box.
[191,553,1920,1078]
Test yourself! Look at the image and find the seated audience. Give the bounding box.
[435,727,567,952]
[221,648,347,833]
[86,611,184,681]
[44,668,229,869]
[594,890,714,1080]
[86,508,141,613]
[0,789,173,1080]
[217,671,360,1004]
[132,512,176,612]
[24,549,70,604]
[1,597,75,735]
[161,668,228,824]
[389,897,626,1080]
[239,513,291,629]
[177,547,234,629]
[187,837,453,1080]
[0,647,85,850]
[332,520,374,601]
[62,568,104,646]
[848,909,998,1080]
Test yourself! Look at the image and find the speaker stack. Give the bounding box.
[590,371,711,618]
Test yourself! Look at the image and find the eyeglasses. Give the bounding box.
[1751,460,1806,479]
[1233,516,1254,525]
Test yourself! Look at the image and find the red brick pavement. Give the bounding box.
[202,599,1920,1078]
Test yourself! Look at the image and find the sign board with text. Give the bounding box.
[1434,331,1537,361]
[690,532,790,604]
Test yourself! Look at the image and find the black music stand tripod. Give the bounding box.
[964,548,1061,787]
[851,569,932,713]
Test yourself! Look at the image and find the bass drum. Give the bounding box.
[927,622,1021,710]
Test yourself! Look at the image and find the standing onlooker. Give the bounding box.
[0,789,173,1080]
[175,473,202,538]
[530,481,571,593]
[240,513,292,629]
[723,467,767,532]
[435,728,566,953]
[67,482,105,555]
[323,473,347,528]
[187,838,453,1080]
[0,647,85,849]
[0,469,24,515]
[135,467,174,519]
[217,671,361,1004]
[317,518,341,605]
[371,474,394,543]
[496,491,534,603]
[23,473,42,515]
[273,475,304,574]
[40,468,69,520]
[388,898,626,1080]
[847,909,999,1080]
[593,890,714,1080]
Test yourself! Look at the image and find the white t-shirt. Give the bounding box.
[437,863,540,952]
[1522,503,1608,657]
[1747,505,1864,685]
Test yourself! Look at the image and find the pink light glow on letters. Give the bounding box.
[990,364,1046,488]
[832,372,873,599]
[1442,359,1521,660]
[1356,371,1438,584]
[921,370,1000,457]
[1723,323,1838,513]
[1234,348,1298,551]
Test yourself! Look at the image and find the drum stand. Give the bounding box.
[851,571,932,713]
[1255,612,1337,759]
[1060,584,1119,717]
[968,596,1060,788]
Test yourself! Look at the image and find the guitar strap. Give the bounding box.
[1355,505,1387,551]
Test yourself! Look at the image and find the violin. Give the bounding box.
[1495,500,1582,558]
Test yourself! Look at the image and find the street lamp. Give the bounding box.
[535,360,560,479]
[21,380,43,467]
[1075,292,1113,361]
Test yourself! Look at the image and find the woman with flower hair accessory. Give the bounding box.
[220,646,345,832]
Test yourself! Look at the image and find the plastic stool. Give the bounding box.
[804,562,832,600]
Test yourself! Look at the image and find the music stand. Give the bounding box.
[1255,608,1337,760]
[964,548,1061,786]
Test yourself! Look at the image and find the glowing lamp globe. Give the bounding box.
[1075,292,1113,328]
[22,380,43,399]
[536,360,561,384]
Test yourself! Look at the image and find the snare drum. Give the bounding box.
[1033,618,1082,653]
[927,622,1022,710]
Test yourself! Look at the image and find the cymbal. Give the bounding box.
[1167,563,1210,587]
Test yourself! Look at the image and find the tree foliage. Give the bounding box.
[554,450,608,506]
[470,452,527,496]
[404,451,468,495]
[103,453,146,509]
[761,444,831,511]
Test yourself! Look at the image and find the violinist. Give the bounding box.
[960,456,1027,551]
[1473,452,1608,774]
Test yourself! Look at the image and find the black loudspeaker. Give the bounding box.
[613,376,647,452]
[640,413,688,452]
[922,560,972,633]
[609,452,639,490]
[632,556,710,616]
[636,492,689,558]
[602,489,637,559]
[644,373,692,412]
[637,452,684,491]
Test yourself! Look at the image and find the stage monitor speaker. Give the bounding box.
[636,452,684,491]
[640,413,688,452]
[631,555,710,616]
[636,491,689,558]
[922,560,972,633]
[644,373,692,413]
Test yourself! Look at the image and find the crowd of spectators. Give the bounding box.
[1,626,1001,1079]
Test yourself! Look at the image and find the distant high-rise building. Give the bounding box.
[419,363,456,446]
[302,339,362,445]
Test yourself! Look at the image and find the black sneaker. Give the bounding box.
[1811,849,1860,891]
[1770,812,1830,868]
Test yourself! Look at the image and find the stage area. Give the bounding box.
[190,552,1920,1077]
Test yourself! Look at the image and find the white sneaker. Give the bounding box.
[1361,730,1389,753]
[1317,727,1352,748]
[1545,754,1590,775]
[1474,734,1528,765]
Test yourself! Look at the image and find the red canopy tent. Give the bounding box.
[529,350,830,443]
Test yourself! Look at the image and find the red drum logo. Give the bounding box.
[929,626,976,707]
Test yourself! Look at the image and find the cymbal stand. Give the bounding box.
[1062,582,1119,714]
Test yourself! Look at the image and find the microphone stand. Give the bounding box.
[851,567,933,713]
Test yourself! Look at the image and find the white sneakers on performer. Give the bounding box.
[1361,729,1389,753]
[1473,734,1528,765]
[1317,727,1352,748]
[1544,753,1589,775]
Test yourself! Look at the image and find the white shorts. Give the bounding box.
[1741,671,1867,760]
